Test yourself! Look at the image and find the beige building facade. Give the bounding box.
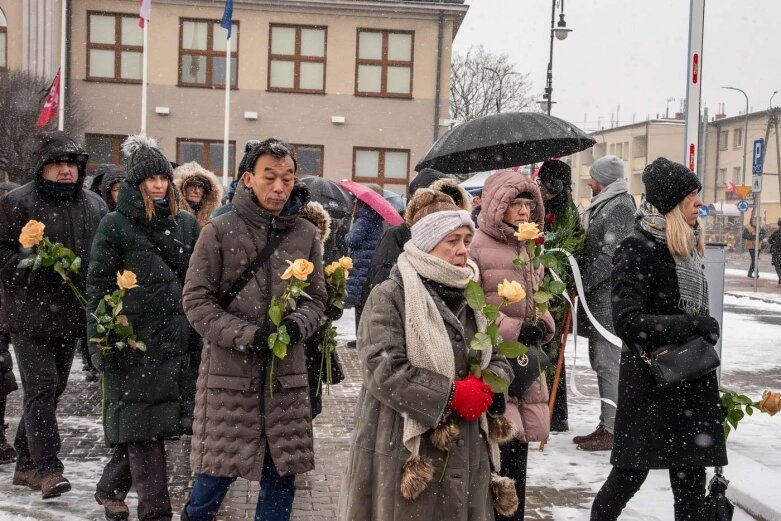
[0,0,467,192]
[568,115,781,226]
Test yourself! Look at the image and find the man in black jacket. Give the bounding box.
[0,132,108,499]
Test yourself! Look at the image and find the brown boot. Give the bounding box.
[13,468,42,490]
[40,472,71,499]
[572,425,607,444]
[95,492,130,521]
[577,428,614,451]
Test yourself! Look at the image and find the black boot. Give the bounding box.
[496,439,528,521]
[0,396,17,464]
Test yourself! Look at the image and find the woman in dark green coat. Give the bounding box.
[86,135,199,521]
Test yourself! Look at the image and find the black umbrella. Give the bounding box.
[415,112,596,175]
[298,176,354,218]
[704,469,734,521]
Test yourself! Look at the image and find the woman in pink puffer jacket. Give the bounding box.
[470,169,555,521]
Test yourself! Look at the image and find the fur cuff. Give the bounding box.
[490,473,519,516]
[400,455,434,501]
[430,421,461,452]
[487,415,517,445]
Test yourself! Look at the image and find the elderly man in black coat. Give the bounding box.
[0,132,108,499]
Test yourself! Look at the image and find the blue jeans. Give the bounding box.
[184,447,295,521]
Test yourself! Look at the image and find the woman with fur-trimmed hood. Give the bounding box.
[339,189,516,521]
[173,162,224,228]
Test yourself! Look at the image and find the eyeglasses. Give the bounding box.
[508,200,537,211]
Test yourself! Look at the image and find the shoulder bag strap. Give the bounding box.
[219,229,287,310]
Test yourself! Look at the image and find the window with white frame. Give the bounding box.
[733,128,743,149]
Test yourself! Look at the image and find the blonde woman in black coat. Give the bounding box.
[591,158,727,521]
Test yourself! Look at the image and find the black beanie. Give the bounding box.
[121,134,173,186]
[642,157,702,214]
[409,168,447,196]
[538,159,572,195]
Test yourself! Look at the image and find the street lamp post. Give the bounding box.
[484,67,519,113]
[722,86,749,185]
[540,0,572,114]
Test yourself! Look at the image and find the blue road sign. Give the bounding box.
[736,200,750,213]
[698,206,709,217]
[752,139,765,174]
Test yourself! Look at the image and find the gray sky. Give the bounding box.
[453,0,781,132]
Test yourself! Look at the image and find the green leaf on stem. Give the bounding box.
[487,323,500,345]
[96,324,106,334]
[70,257,81,273]
[267,332,278,350]
[273,340,288,359]
[481,369,508,393]
[17,256,35,269]
[532,258,541,269]
[269,305,282,326]
[277,326,291,345]
[549,280,567,295]
[498,341,527,358]
[533,291,551,304]
[513,257,526,267]
[469,364,482,378]
[465,280,485,311]
[287,297,297,311]
[470,332,492,351]
[538,253,559,270]
[482,304,500,322]
[32,254,42,271]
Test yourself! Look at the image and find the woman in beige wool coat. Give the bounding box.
[339,189,516,521]
[470,169,556,521]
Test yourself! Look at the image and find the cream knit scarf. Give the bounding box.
[397,243,497,466]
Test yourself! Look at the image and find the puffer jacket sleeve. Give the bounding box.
[0,194,22,274]
[85,214,125,364]
[611,234,691,352]
[283,231,327,343]
[182,222,258,351]
[359,282,452,429]
[359,225,406,310]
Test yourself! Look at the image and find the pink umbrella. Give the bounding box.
[339,180,404,226]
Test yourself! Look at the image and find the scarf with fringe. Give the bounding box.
[636,201,709,316]
[396,243,498,467]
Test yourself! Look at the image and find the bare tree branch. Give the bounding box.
[449,45,534,123]
[0,70,88,183]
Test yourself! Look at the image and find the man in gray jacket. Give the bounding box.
[573,155,636,451]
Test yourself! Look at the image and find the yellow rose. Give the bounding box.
[338,256,354,270]
[759,390,781,416]
[324,261,340,277]
[281,259,314,281]
[116,270,139,290]
[514,222,542,242]
[497,279,526,304]
[19,220,45,248]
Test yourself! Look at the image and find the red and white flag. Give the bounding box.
[725,181,736,193]
[139,0,151,28]
[35,69,61,129]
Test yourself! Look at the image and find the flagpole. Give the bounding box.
[58,0,67,131]
[222,37,231,187]
[141,21,149,134]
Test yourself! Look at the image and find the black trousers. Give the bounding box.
[591,466,706,521]
[495,439,529,521]
[551,364,568,431]
[748,250,759,276]
[96,439,172,521]
[11,334,77,475]
[774,263,781,282]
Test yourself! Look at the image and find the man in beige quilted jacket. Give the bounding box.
[180,138,327,521]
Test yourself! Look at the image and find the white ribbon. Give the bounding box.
[547,248,619,408]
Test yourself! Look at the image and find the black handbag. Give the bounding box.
[508,343,550,397]
[637,336,720,389]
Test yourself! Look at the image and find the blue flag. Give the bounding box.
[220,0,233,38]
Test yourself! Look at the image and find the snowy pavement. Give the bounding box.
[1,298,778,520]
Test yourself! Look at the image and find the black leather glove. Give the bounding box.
[90,352,104,372]
[488,392,506,416]
[251,324,273,352]
[326,305,344,322]
[281,319,301,345]
[518,322,546,345]
[691,316,720,346]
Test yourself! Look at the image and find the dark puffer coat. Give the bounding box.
[183,183,327,480]
[100,167,126,212]
[86,182,200,445]
[0,132,108,337]
[344,204,384,308]
[610,227,728,470]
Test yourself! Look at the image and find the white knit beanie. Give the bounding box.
[410,210,475,253]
